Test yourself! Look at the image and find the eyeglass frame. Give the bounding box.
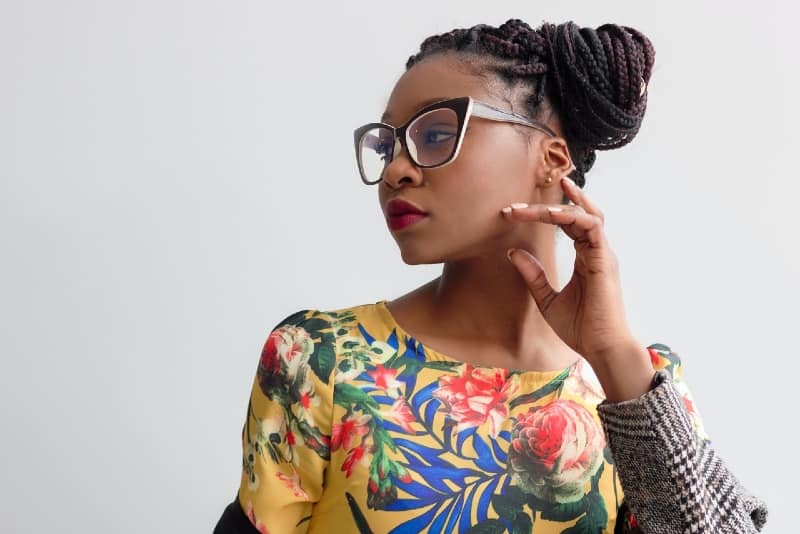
[353,96,557,185]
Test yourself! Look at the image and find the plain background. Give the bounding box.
[1,0,796,531]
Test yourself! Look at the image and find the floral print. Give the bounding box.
[254,324,330,463]
[276,470,309,499]
[244,500,270,534]
[332,413,371,452]
[237,301,703,533]
[508,400,605,504]
[433,365,518,437]
[563,358,605,405]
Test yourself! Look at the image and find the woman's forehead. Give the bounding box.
[381,56,495,125]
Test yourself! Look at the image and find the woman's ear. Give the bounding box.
[541,136,574,178]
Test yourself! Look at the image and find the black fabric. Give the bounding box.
[212,493,640,532]
[213,496,260,534]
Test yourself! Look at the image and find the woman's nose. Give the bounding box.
[381,142,424,188]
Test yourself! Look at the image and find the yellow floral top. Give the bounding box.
[233,301,705,534]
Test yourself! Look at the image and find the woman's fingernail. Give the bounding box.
[501,206,512,214]
[547,206,563,213]
[510,202,528,209]
[562,176,576,187]
[506,248,516,261]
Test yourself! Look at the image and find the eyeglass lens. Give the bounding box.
[358,107,460,184]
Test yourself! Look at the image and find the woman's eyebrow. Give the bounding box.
[381,96,451,122]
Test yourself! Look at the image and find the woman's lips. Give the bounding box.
[388,213,428,231]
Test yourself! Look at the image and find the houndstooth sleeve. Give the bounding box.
[597,370,768,533]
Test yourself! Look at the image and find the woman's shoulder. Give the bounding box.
[269,300,387,330]
[260,300,394,385]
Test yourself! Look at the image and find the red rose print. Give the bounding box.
[260,333,283,376]
[508,399,605,503]
[433,365,517,437]
[259,326,314,383]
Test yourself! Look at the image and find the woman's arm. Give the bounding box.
[503,180,767,532]
[598,367,767,533]
[214,309,335,534]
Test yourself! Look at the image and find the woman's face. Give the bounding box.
[377,54,563,265]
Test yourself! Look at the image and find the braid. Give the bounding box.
[406,19,655,188]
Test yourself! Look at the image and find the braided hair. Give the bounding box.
[406,19,655,188]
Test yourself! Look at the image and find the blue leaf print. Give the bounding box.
[423,398,441,426]
[447,485,471,533]
[388,504,438,534]
[388,479,443,506]
[472,434,502,473]
[371,394,397,405]
[410,381,437,411]
[393,438,443,462]
[404,336,423,363]
[490,434,508,465]
[456,426,477,456]
[429,501,450,533]
[477,476,506,524]
[383,497,438,512]
[358,322,376,345]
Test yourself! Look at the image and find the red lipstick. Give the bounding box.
[386,199,429,231]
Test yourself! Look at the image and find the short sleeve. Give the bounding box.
[235,310,336,534]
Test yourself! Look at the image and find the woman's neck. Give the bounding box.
[387,233,576,370]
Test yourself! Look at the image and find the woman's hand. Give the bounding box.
[502,176,654,402]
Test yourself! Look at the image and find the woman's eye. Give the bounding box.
[425,130,455,144]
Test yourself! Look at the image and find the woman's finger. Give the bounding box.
[561,177,604,222]
[502,203,605,246]
[506,248,558,313]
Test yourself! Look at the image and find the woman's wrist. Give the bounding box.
[587,339,654,403]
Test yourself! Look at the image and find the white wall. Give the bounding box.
[0,0,795,531]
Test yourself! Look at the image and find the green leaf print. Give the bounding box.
[311,341,336,383]
[539,497,587,522]
[511,512,533,534]
[491,486,527,521]
[345,491,375,534]
[422,360,464,371]
[591,463,604,493]
[465,518,506,534]
[560,515,595,534]
[335,383,379,410]
[509,367,570,409]
[585,492,609,531]
[491,492,524,520]
[280,309,310,328]
[295,418,331,460]
[299,317,330,333]
[506,485,527,505]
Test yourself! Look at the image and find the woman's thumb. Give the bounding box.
[507,248,558,311]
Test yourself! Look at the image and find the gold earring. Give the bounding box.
[545,174,553,184]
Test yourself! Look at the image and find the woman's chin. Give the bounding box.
[398,246,443,266]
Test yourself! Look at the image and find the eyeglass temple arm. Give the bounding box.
[471,101,557,137]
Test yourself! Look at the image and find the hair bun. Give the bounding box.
[539,21,655,152]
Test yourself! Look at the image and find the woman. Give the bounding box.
[215,19,767,533]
